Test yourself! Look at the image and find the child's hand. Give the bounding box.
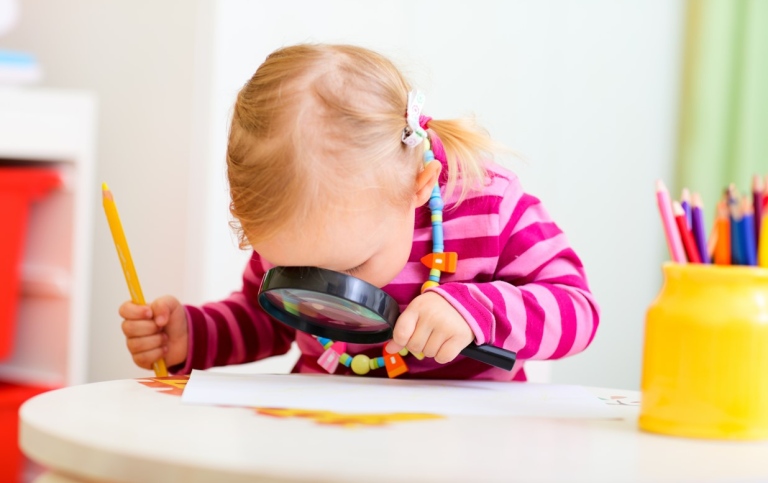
[385,292,474,364]
[119,295,188,370]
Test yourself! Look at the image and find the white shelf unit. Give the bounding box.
[0,87,96,387]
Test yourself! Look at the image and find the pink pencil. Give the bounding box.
[656,180,686,263]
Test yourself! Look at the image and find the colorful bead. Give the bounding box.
[432,226,444,249]
[429,195,443,211]
[339,353,352,367]
[421,252,457,273]
[370,356,384,370]
[318,347,340,373]
[317,337,332,346]
[331,341,347,354]
[383,349,409,378]
[421,280,439,293]
[399,347,409,357]
[351,354,371,375]
[412,352,425,360]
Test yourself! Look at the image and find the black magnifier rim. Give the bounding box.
[258,266,400,344]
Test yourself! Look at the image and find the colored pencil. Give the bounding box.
[714,200,731,265]
[763,174,768,214]
[742,197,757,266]
[691,193,709,263]
[656,180,686,263]
[730,194,745,265]
[681,188,692,229]
[758,212,768,268]
[753,175,763,247]
[707,224,718,262]
[102,183,169,377]
[673,201,702,263]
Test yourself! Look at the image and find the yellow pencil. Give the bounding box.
[759,212,768,268]
[102,183,169,377]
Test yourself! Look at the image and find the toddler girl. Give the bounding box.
[120,44,599,380]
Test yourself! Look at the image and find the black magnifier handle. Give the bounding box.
[459,344,517,371]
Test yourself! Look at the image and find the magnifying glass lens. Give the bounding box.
[263,289,391,332]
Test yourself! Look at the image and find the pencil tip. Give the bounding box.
[656,180,667,192]
[672,201,684,215]
[101,182,114,201]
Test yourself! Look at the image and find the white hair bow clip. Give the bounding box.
[401,90,428,148]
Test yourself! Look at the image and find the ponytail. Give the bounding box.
[427,117,501,205]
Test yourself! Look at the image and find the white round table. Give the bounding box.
[19,376,768,483]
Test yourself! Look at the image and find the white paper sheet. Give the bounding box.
[181,370,616,418]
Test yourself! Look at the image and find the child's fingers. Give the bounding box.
[118,301,152,320]
[421,332,447,359]
[402,321,432,355]
[126,333,167,355]
[151,296,178,327]
[131,346,168,370]
[434,337,466,364]
[388,308,419,353]
[383,340,402,354]
[121,319,163,338]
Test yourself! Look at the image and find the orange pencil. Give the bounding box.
[714,200,731,265]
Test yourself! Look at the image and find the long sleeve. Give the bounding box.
[426,171,599,364]
[171,252,296,374]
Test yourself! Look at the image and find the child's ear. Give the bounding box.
[413,161,441,207]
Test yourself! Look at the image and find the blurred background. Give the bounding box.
[0,0,764,391]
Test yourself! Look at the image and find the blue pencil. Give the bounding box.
[728,186,744,264]
[742,198,757,266]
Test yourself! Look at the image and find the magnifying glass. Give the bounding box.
[258,266,517,371]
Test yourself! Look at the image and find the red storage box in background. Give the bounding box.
[0,167,61,360]
[0,382,52,482]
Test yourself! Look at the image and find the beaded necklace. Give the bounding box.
[315,137,459,377]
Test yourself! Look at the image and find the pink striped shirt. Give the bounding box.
[172,159,600,381]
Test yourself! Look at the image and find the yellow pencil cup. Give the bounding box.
[639,262,768,440]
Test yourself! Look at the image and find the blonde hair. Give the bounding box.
[228,44,498,248]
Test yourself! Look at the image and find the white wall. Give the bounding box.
[3,0,685,388]
[2,0,202,381]
[197,0,685,389]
